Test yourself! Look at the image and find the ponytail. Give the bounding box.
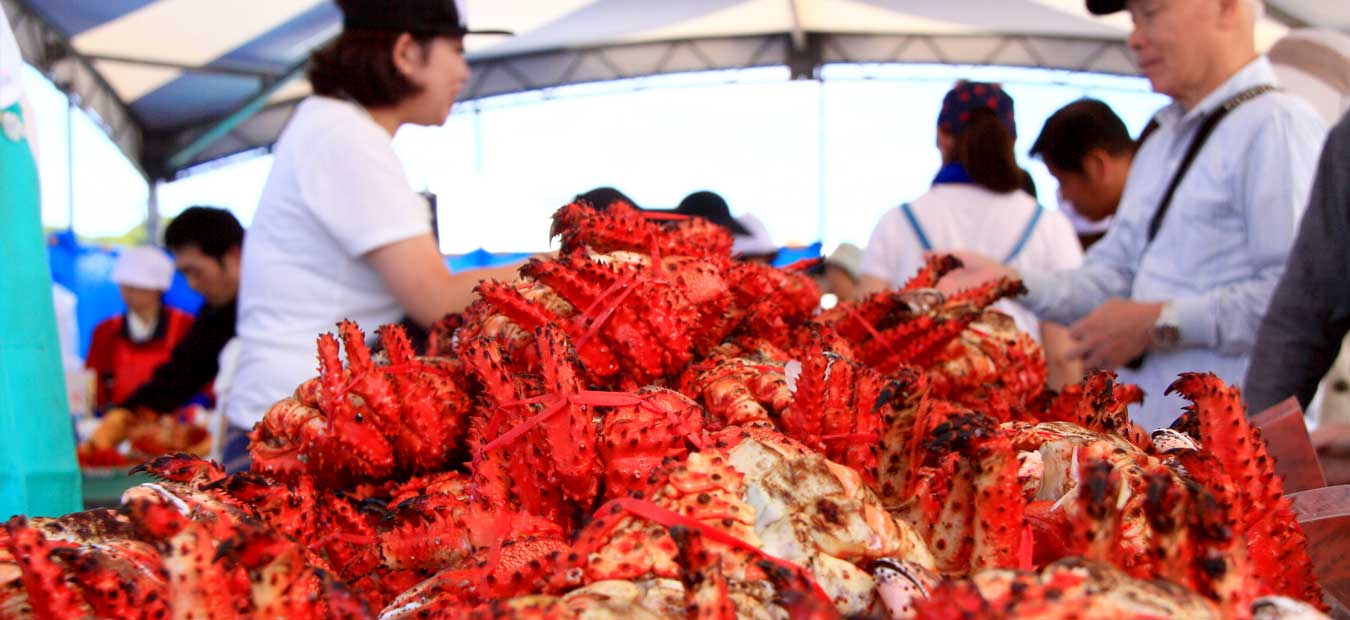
[955,108,1021,194]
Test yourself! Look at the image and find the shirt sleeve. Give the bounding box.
[860,208,923,288]
[296,126,432,258]
[1020,201,1143,326]
[1170,105,1326,355]
[1034,209,1085,272]
[121,304,235,414]
[1244,114,1350,412]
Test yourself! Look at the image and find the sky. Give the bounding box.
[26,62,1166,254]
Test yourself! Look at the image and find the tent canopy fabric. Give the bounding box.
[2,0,1344,179]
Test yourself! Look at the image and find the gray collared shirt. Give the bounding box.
[1022,56,1327,429]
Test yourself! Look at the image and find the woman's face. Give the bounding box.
[399,35,471,126]
[119,285,162,321]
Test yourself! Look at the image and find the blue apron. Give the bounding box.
[900,201,1044,264]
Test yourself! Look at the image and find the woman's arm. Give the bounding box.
[1040,321,1081,390]
[365,233,523,328]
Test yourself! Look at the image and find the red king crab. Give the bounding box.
[249,321,473,487]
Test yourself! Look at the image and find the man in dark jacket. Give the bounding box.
[87,207,242,449]
[1245,111,1350,483]
[1246,112,1350,413]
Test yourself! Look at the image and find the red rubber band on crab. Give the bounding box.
[820,432,879,444]
[483,390,704,454]
[840,302,885,343]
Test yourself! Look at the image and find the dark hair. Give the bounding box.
[1029,99,1134,174]
[308,29,437,108]
[164,206,244,261]
[575,187,640,211]
[955,107,1021,194]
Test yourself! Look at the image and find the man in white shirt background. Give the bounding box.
[940,0,1327,430]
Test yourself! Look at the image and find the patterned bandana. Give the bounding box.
[937,81,1016,137]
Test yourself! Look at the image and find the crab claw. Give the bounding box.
[872,557,939,620]
[132,453,227,488]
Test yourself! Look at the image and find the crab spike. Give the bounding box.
[1140,465,1199,587]
[532,325,600,506]
[670,526,737,620]
[473,280,560,333]
[337,320,372,374]
[1166,373,1322,607]
[519,257,606,315]
[2,516,94,620]
[907,413,1026,572]
[216,522,351,620]
[1042,371,1151,451]
[901,254,963,292]
[1070,456,1126,565]
[124,499,248,620]
[55,542,169,620]
[378,323,417,365]
[1161,449,1255,618]
[865,312,977,371]
[942,277,1027,311]
[131,453,227,489]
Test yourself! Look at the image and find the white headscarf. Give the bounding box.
[1269,29,1350,125]
[111,246,175,291]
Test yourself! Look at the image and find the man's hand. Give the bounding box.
[931,250,1018,296]
[1068,299,1164,369]
[87,407,135,450]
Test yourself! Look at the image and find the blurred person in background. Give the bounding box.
[576,186,641,211]
[939,0,1326,430]
[84,207,243,454]
[225,0,518,472]
[732,213,779,264]
[1242,28,1350,481]
[811,242,863,305]
[859,81,1084,389]
[86,247,194,411]
[672,190,779,262]
[1030,98,1138,250]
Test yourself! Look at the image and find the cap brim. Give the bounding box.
[1086,0,1126,15]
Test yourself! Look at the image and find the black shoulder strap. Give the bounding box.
[1137,118,1161,146]
[1144,84,1276,243]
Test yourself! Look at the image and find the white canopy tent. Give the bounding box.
[2,0,1345,180]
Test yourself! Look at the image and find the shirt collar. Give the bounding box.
[932,163,972,186]
[1156,56,1278,127]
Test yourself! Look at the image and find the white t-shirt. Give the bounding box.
[225,96,432,430]
[1,9,24,108]
[860,183,1084,340]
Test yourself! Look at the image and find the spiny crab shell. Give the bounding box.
[568,427,934,617]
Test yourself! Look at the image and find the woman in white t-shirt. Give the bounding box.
[223,0,516,471]
[859,81,1084,389]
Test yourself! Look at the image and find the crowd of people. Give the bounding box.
[14,0,1350,486]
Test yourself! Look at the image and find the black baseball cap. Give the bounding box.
[1086,0,1127,15]
[338,0,513,37]
[675,191,750,236]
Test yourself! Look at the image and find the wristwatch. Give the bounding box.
[1151,302,1181,351]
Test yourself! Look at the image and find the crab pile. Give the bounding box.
[0,198,1332,620]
